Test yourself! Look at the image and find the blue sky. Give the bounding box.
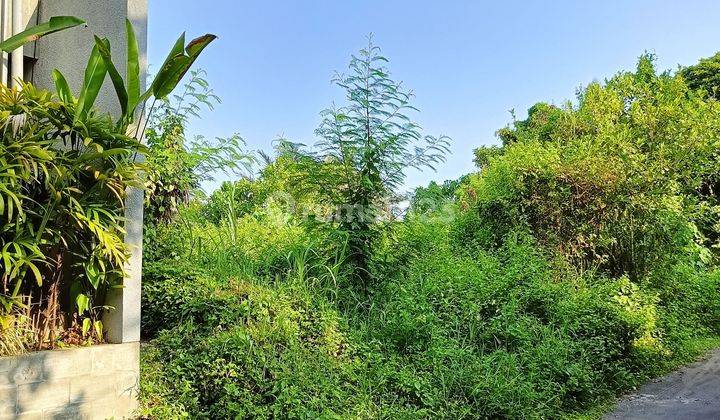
[148,0,720,193]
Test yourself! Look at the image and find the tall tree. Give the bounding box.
[298,37,450,286]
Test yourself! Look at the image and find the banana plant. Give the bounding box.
[0,16,85,52]
[2,15,217,135]
[93,21,217,133]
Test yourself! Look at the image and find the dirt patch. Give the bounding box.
[605,348,720,420]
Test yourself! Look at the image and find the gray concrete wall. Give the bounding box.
[0,343,140,419]
[23,0,148,118]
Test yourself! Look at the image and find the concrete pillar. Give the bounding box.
[107,0,148,344]
[24,0,148,343]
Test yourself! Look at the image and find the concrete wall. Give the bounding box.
[0,343,140,419]
[22,0,148,117]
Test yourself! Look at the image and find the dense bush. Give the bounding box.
[141,266,362,419]
[457,54,720,278]
[362,226,719,417]
[141,214,720,418]
[0,82,143,349]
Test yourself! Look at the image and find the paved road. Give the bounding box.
[605,348,720,420]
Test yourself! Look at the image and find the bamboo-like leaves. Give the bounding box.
[0,16,85,52]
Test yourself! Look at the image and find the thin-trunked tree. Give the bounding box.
[294,37,450,288]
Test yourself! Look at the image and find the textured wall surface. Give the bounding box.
[22,0,148,117]
[0,343,140,419]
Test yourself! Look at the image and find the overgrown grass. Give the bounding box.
[139,53,720,419]
[139,212,720,419]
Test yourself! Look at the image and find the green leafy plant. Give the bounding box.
[460,53,720,276]
[0,83,142,349]
[292,37,450,286]
[139,49,720,419]
[0,15,218,352]
[0,15,216,134]
[681,51,720,99]
[143,71,254,224]
[0,16,85,53]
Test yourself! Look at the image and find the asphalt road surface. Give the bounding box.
[605,348,720,420]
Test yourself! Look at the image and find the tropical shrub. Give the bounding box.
[288,38,450,287]
[144,71,253,224]
[0,83,142,349]
[140,266,362,419]
[407,176,467,216]
[0,16,216,352]
[141,210,720,418]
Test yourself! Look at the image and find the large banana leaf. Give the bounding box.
[0,16,85,52]
[150,33,217,99]
[51,69,73,103]
[125,19,141,116]
[74,44,107,124]
[94,36,128,117]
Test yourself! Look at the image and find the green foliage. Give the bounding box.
[140,275,359,419]
[472,144,504,168]
[202,179,271,224]
[459,53,720,278]
[0,83,143,349]
[144,71,254,224]
[497,102,565,146]
[145,199,323,282]
[141,261,249,337]
[0,16,85,53]
[141,213,720,418]
[151,33,217,101]
[140,51,720,419]
[681,51,720,99]
[30,17,217,132]
[292,37,450,285]
[408,176,467,215]
[0,16,214,353]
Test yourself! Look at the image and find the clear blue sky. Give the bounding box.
[148,0,720,193]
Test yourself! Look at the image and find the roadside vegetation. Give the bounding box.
[5,12,716,420]
[139,47,720,419]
